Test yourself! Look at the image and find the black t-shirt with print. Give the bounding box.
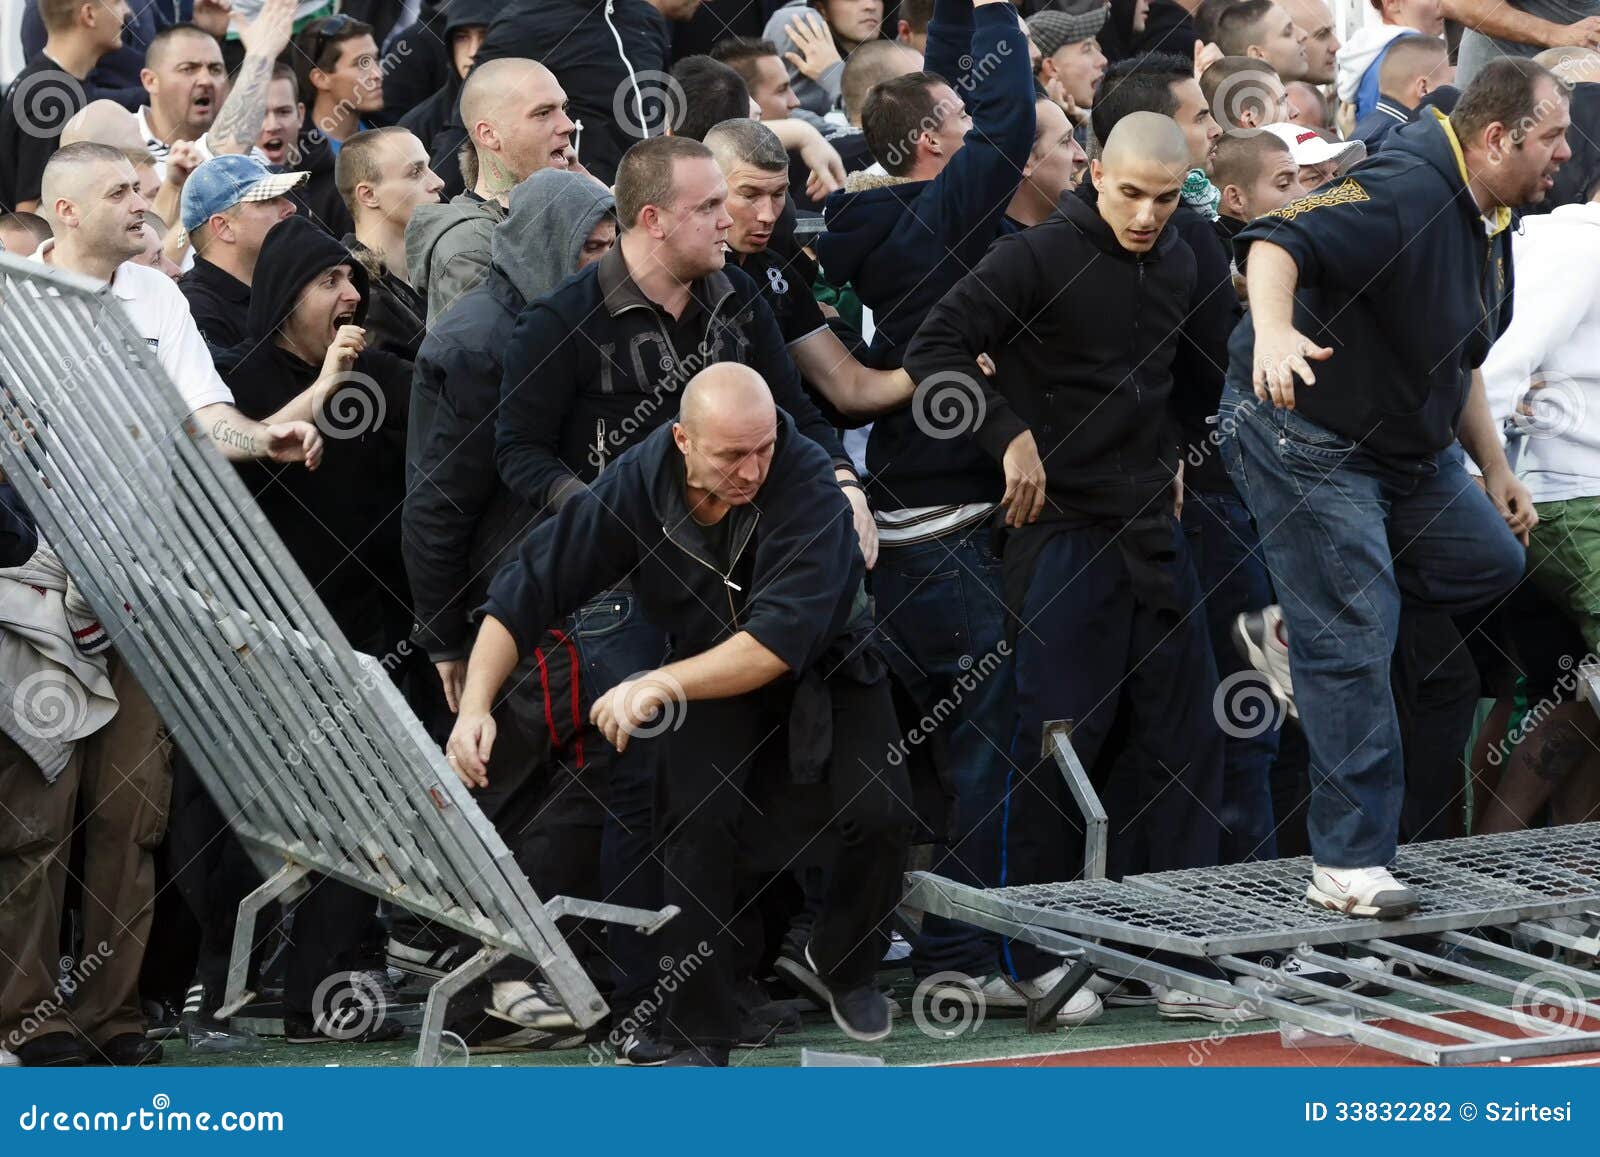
[735,246,826,348]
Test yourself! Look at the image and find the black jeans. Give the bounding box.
[656,673,913,1049]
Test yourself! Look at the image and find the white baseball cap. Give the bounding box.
[1262,123,1367,176]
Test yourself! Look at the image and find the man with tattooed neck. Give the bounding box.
[404,58,578,324]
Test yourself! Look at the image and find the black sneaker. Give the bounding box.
[16,1032,88,1067]
[180,984,261,1054]
[773,944,831,1007]
[143,998,181,1041]
[661,1043,729,1066]
[615,1028,676,1066]
[801,944,892,1044]
[736,977,801,1034]
[283,1012,404,1044]
[93,1033,164,1066]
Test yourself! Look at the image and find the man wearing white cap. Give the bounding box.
[1261,121,1366,192]
[177,153,309,350]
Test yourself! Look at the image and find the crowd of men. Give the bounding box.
[1,0,1599,1069]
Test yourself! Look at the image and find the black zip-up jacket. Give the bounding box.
[405,264,534,660]
[905,186,1197,520]
[473,0,669,185]
[496,244,850,511]
[1226,109,1515,459]
[483,409,860,679]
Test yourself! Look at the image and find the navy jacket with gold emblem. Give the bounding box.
[1225,108,1515,459]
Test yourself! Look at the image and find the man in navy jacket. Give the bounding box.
[1222,59,1561,920]
[450,365,912,1067]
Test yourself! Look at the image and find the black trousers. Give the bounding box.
[657,673,913,1049]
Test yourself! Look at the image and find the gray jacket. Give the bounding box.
[404,192,508,325]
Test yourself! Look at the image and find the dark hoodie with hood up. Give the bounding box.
[216,215,413,648]
[1226,109,1516,459]
[404,170,616,660]
[815,0,1035,512]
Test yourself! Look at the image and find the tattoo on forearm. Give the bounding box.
[211,418,257,458]
[211,54,273,155]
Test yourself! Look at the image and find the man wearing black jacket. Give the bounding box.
[451,365,912,1066]
[403,169,633,1046]
[1091,55,1281,865]
[907,113,1232,1021]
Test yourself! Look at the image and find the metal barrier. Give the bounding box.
[0,253,673,1065]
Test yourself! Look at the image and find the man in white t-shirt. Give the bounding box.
[34,143,323,466]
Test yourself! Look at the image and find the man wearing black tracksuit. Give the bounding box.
[455,367,912,1065]
[906,114,1224,1000]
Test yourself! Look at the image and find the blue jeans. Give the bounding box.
[569,590,668,1017]
[1218,388,1524,867]
[1182,489,1281,862]
[870,521,1013,980]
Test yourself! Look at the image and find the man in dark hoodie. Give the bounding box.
[212,212,414,1044]
[402,171,627,1037]
[395,0,497,167]
[812,0,1034,1003]
[907,112,1232,1020]
[451,364,913,1066]
[1221,60,1557,920]
[1090,55,1283,866]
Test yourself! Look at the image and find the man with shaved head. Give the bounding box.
[406,58,577,323]
[907,111,1235,1022]
[450,362,912,1065]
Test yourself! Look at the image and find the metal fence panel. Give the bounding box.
[0,253,614,1044]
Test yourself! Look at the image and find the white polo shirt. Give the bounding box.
[33,239,235,414]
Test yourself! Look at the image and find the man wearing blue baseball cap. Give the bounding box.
[177,152,309,350]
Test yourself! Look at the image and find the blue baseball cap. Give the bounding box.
[180,153,309,236]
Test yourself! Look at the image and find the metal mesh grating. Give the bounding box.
[935,824,1600,954]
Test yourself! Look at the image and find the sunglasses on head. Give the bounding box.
[307,14,358,67]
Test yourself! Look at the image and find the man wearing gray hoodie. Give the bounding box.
[403,58,578,325]
[402,169,641,1040]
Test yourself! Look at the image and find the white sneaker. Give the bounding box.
[1084,971,1159,1007]
[0,1046,17,1067]
[1156,985,1267,1023]
[1234,606,1297,719]
[1307,865,1420,920]
[485,979,575,1030]
[976,964,1104,1025]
